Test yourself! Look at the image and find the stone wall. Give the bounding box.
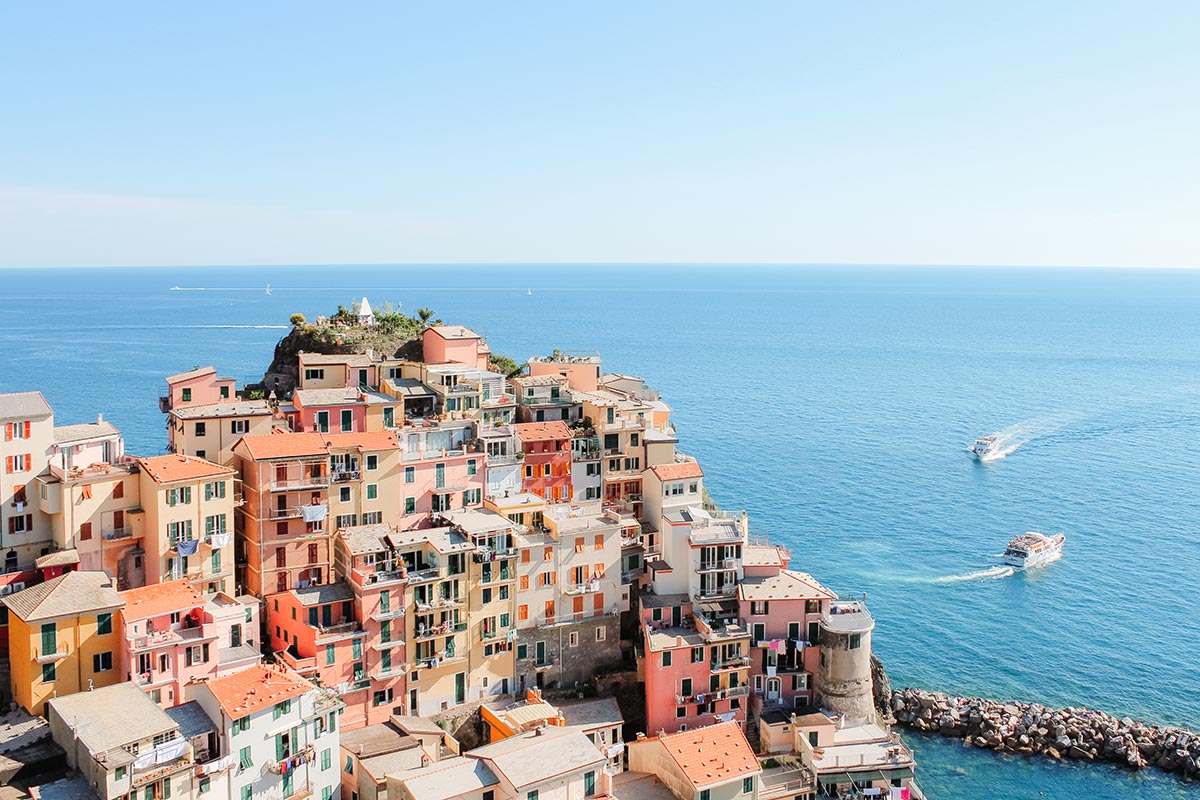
[892,687,1200,780]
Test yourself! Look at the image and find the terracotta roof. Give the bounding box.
[237,431,397,462]
[120,579,204,621]
[204,663,313,720]
[2,571,123,622]
[513,421,571,442]
[136,454,233,484]
[650,461,704,481]
[165,366,217,384]
[657,721,759,790]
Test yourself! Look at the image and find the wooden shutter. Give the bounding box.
[23,422,31,438]
[594,592,605,611]
[4,423,11,441]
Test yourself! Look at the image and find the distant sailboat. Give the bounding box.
[527,288,532,296]
[265,284,272,296]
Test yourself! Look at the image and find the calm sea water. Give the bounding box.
[3,265,1199,798]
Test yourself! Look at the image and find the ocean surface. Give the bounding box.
[3,265,1199,798]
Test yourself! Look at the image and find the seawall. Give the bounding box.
[892,687,1200,780]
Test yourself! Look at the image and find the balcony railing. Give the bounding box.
[710,655,752,671]
[331,470,361,483]
[102,526,137,541]
[269,475,330,491]
[406,567,442,584]
[34,644,69,663]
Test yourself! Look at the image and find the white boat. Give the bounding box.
[971,435,1000,459]
[265,284,272,296]
[1003,532,1065,569]
[527,288,532,296]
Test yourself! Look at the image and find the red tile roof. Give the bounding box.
[650,461,704,481]
[323,431,399,451]
[137,454,234,484]
[205,663,313,719]
[120,579,204,621]
[513,421,572,443]
[658,721,759,789]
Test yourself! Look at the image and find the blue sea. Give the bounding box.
[3,265,1199,798]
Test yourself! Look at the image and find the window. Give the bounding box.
[528,792,539,800]
[195,422,206,437]
[366,484,378,500]
[462,488,481,505]
[199,778,210,794]
[316,411,330,433]
[305,368,325,381]
[115,766,126,781]
[5,453,31,473]
[239,747,252,770]
[338,486,351,503]
[691,646,704,663]
[92,651,113,672]
[96,612,113,635]
[325,643,336,665]
[212,549,221,573]
[661,651,672,667]
[373,688,394,706]
[676,706,686,718]
[42,663,56,682]
[467,459,477,475]
[404,497,416,514]
[366,454,378,470]
[405,466,415,483]
[205,481,227,500]
[596,626,606,642]
[274,699,291,718]
[113,481,124,499]
[743,778,754,794]
[752,601,769,616]
[584,771,596,797]
[517,604,528,621]
[700,791,710,800]
[849,633,862,649]
[484,793,494,800]
[517,643,528,659]
[362,511,383,525]
[808,731,819,747]
[353,639,363,659]
[603,433,618,450]
[181,388,192,402]
[321,748,331,770]
[568,631,578,647]
[340,409,353,432]
[344,756,354,774]
[231,419,250,434]
[233,716,250,734]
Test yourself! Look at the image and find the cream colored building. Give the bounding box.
[1,392,55,569]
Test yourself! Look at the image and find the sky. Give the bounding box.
[2,2,1198,268]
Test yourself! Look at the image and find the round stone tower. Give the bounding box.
[817,599,877,726]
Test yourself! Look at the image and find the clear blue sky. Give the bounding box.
[2,2,1197,267]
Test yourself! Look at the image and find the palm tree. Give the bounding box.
[415,307,436,326]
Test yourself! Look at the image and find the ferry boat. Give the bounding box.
[971,435,999,459]
[1003,532,1065,569]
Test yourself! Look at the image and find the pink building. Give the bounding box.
[639,593,751,736]
[422,326,490,369]
[118,579,261,708]
[395,450,486,525]
[290,388,370,434]
[737,547,835,712]
[160,366,237,412]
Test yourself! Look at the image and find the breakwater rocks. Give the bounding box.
[891,688,1200,779]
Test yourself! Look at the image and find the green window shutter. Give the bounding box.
[212,550,221,573]
[164,777,171,799]
[205,516,214,536]
[205,483,213,501]
[275,734,284,762]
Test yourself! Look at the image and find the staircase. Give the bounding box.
[745,702,762,753]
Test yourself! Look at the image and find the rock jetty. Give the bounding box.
[891,687,1200,780]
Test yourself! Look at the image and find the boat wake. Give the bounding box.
[972,418,1065,462]
[888,565,1016,584]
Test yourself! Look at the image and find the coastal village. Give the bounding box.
[0,302,922,800]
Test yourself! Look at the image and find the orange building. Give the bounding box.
[513,421,573,503]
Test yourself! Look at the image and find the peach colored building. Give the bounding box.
[161,366,281,467]
[421,326,490,369]
[1,392,55,569]
[526,353,602,394]
[233,430,400,596]
[639,593,751,736]
[513,421,573,503]
[119,578,261,708]
[136,454,238,595]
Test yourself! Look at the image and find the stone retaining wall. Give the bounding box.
[891,687,1200,780]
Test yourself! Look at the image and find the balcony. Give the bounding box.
[316,620,360,638]
[269,475,330,491]
[414,621,463,641]
[406,567,442,584]
[533,658,554,672]
[372,606,406,622]
[331,470,361,483]
[710,655,752,672]
[133,626,207,650]
[103,527,138,541]
[563,581,601,595]
[371,662,408,681]
[696,585,738,600]
[34,644,69,663]
[697,558,740,573]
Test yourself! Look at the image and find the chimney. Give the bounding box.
[97,413,104,424]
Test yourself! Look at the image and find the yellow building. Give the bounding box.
[136,455,238,594]
[1,570,124,716]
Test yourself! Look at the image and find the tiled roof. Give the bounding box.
[290,581,355,607]
[657,721,759,790]
[2,571,122,622]
[473,729,604,790]
[650,461,704,481]
[293,388,364,407]
[120,579,204,621]
[204,663,313,719]
[426,325,480,341]
[237,430,398,461]
[738,570,835,602]
[53,422,120,444]
[164,366,217,384]
[34,549,80,569]
[0,391,52,420]
[49,683,178,753]
[298,353,373,367]
[136,454,233,484]
[513,421,571,442]
[510,375,567,387]
[171,400,272,420]
[396,756,499,800]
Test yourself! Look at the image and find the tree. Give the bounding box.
[490,354,522,377]
[415,307,436,326]
[289,313,306,327]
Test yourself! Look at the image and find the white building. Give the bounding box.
[187,663,342,800]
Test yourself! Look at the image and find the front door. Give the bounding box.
[672,606,682,627]
[230,624,241,648]
[767,678,781,702]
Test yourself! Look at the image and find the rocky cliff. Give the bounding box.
[257,321,424,398]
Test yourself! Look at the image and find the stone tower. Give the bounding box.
[817,598,877,726]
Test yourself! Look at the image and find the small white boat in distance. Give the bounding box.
[1003,532,1065,569]
[972,435,1000,459]
[266,283,272,295]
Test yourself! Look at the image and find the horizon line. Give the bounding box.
[1,261,1198,271]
